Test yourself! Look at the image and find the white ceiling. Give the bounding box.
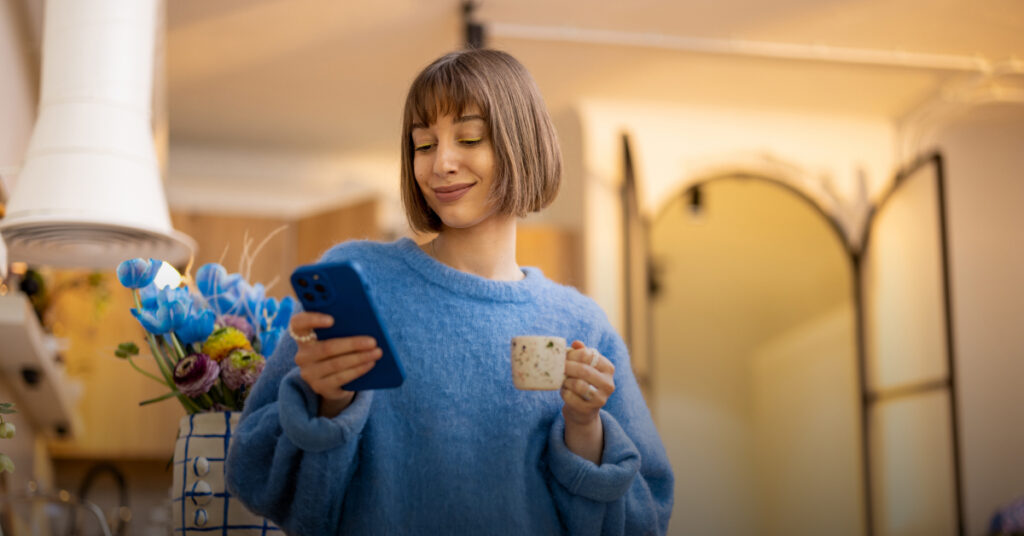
[164,0,1024,154]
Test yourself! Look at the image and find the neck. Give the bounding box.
[428,217,522,281]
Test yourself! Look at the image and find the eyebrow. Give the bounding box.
[411,114,486,130]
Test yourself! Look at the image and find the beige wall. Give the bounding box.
[751,304,863,536]
[933,104,1024,535]
[650,177,857,535]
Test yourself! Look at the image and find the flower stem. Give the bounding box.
[126,357,167,385]
[133,290,202,414]
[139,391,178,406]
[169,332,187,360]
[222,384,237,409]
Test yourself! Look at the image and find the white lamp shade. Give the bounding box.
[0,0,194,269]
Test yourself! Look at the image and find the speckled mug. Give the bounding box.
[510,336,567,390]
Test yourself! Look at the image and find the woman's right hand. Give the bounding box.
[290,312,382,417]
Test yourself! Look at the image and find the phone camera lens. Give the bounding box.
[315,284,326,293]
[303,292,315,302]
[297,278,308,287]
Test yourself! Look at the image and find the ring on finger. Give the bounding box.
[588,350,600,368]
[582,383,597,401]
[288,325,317,343]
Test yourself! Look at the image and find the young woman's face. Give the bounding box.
[411,105,498,231]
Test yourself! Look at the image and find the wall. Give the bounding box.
[576,99,895,333]
[931,103,1024,535]
[751,304,863,536]
[167,144,403,234]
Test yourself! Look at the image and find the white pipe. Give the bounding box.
[0,0,194,268]
[490,23,1009,73]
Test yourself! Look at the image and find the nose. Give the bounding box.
[433,140,459,176]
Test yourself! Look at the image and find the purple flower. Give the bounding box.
[219,314,254,339]
[220,349,265,390]
[173,354,220,398]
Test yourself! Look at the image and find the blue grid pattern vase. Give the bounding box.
[172,412,282,535]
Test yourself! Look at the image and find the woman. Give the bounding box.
[226,48,673,535]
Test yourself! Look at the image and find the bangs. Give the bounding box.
[406,60,488,126]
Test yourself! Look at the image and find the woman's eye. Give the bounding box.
[459,138,482,146]
[414,143,434,152]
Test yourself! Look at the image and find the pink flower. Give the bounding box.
[221,349,265,390]
[173,353,220,397]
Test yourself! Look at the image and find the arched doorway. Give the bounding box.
[649,175,865,536]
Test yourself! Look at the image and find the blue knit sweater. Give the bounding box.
[226,238,673,535]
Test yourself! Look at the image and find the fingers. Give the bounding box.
[565,343,615,375]
[290,311,383,399]
[300,347,383,399]
[289,312,334,342]
[561,377,607,405]
[295,335,379,365]
[561,342,616,412]
[564,360,615,395]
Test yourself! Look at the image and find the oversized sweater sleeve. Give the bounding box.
[545,326,675,535]
[225,336,374,535]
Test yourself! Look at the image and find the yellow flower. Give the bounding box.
[201,327,252,362]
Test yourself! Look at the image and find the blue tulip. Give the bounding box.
[272,296,295,330]
[131,306,172,335]
[158,287,194,331]
[260,327,283,358]
[139,282,159,310]
[196,263,243,316]
[116,258,162,289]
[177,309,216,345]
[241,282,265,329]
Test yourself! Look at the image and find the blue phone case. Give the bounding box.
[290,261,405,390]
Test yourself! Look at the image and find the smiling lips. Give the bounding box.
[433,183,474,202]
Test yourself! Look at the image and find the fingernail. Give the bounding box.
[320,315,334,326]
[363,337,378,349]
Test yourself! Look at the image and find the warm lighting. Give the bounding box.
[10,262,27,275]
[152,262,183,289]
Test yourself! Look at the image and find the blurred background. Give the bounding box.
[0,0,1022,534]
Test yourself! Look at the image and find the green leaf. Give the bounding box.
[118,342,140,355]
[0,403,16,415]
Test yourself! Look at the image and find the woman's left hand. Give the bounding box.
[561,340,616,426]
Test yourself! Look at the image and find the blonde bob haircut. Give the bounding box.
[400,49,562,233]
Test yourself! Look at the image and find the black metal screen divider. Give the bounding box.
[625,133,963,535]
[854,151,965,536]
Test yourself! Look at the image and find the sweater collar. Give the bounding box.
[394,237,543,303]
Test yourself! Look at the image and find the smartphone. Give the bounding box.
[290,260,405,390]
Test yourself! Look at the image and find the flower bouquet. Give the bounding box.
[114,258,294,413]
[115,257,291,534]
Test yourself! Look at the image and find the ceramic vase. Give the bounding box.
[171,411,281,534]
